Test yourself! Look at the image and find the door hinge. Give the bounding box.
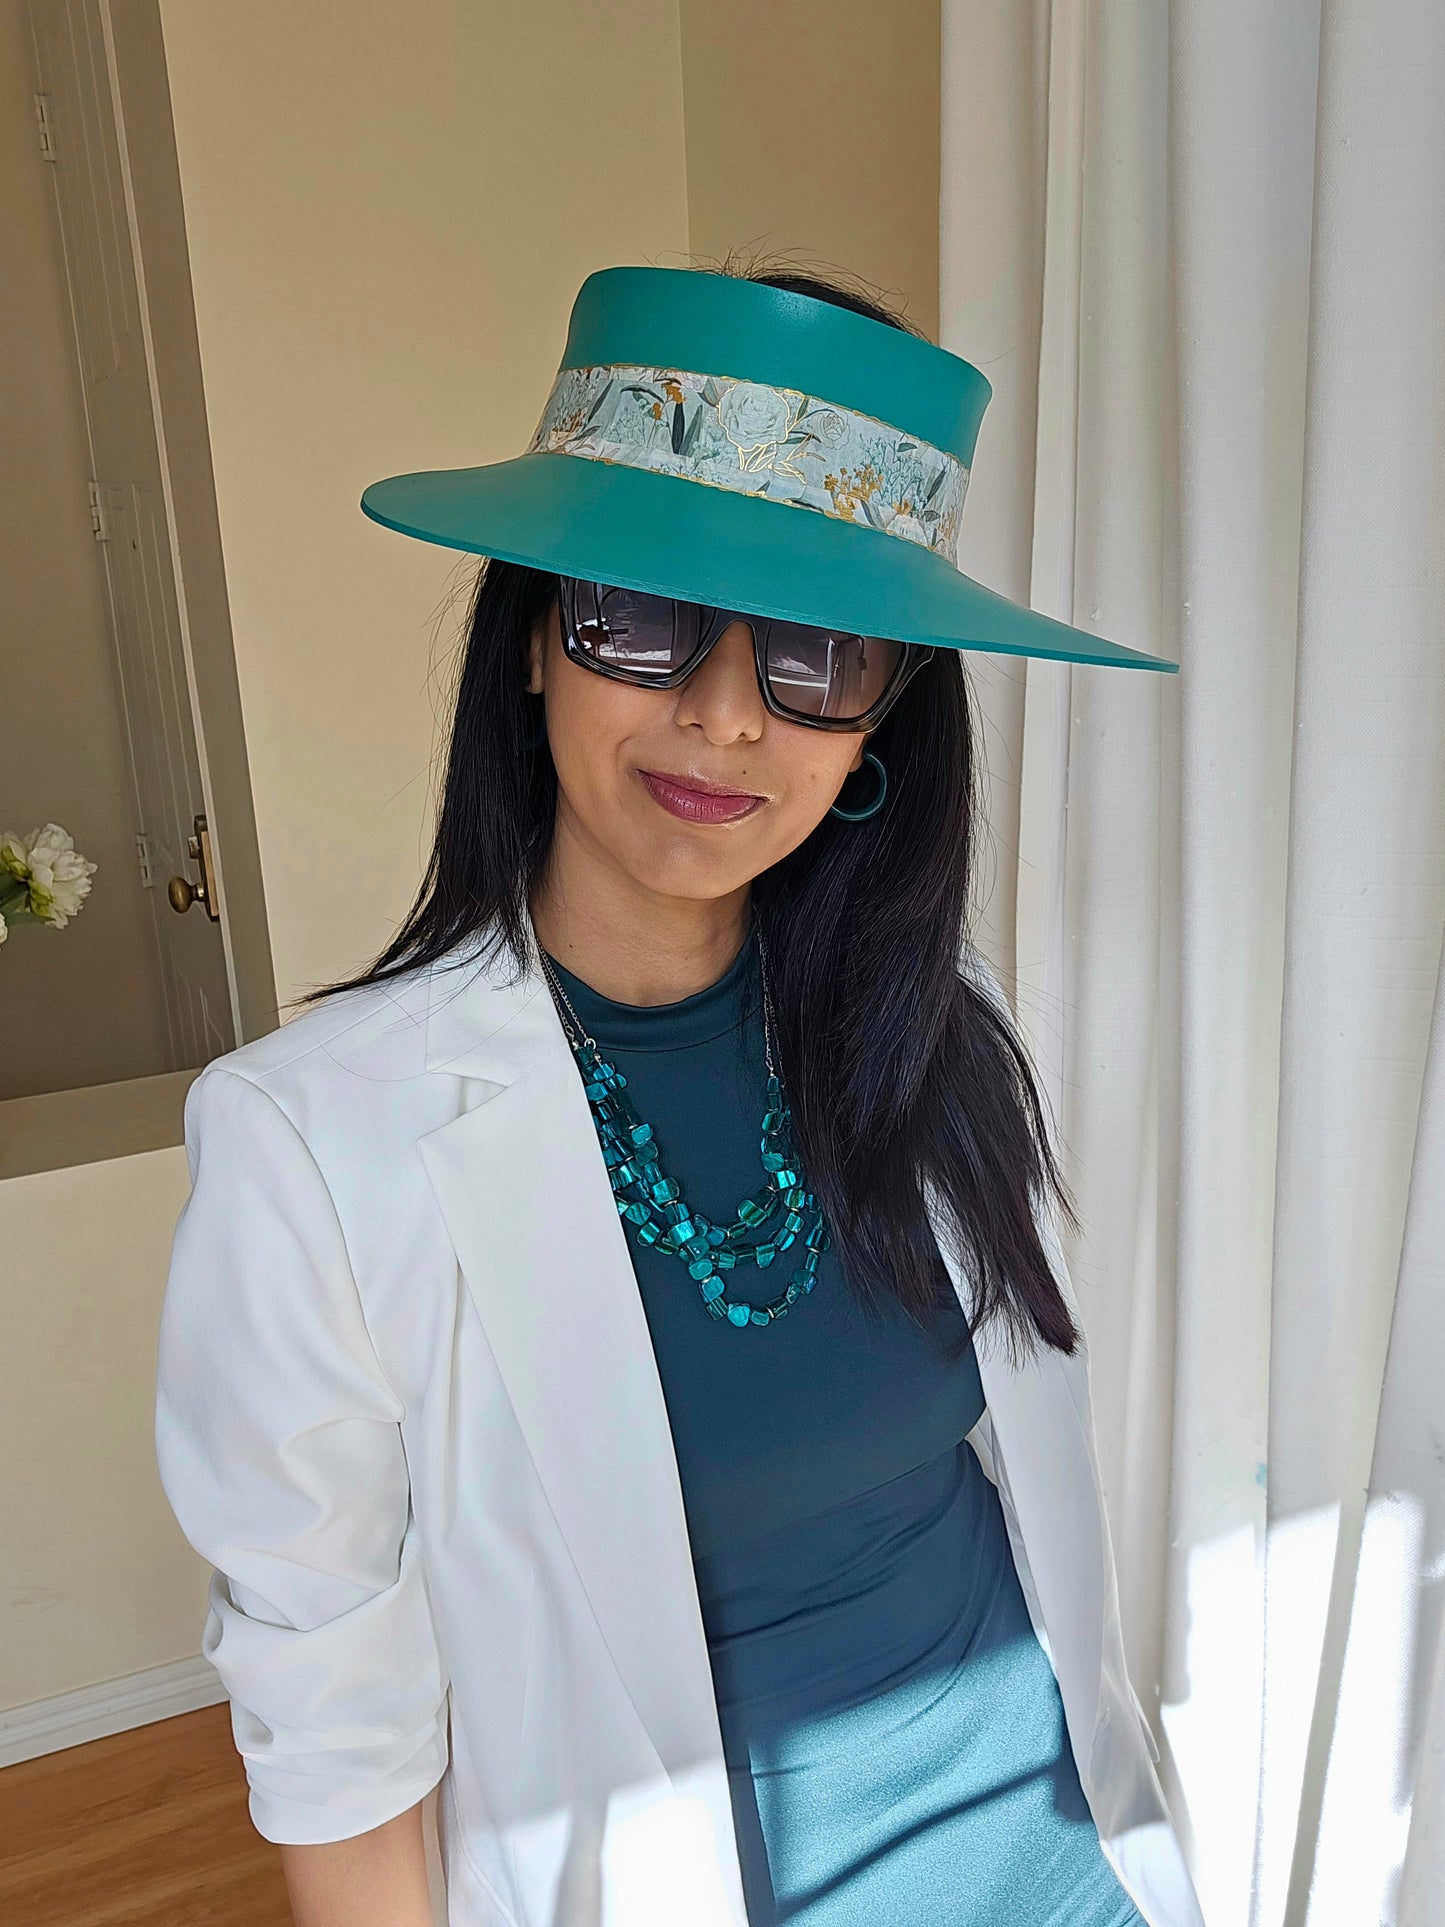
[34,93,56,163]
[88,481,110,541]
[135,831,154,890]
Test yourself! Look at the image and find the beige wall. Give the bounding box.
[679,0,941,339]
[3,0,941,1715]
[1,0,172,1098]
[0,1146,196,1704]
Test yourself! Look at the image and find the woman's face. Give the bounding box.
[528,597,869,903]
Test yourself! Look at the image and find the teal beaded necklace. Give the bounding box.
[537,933,831,1330]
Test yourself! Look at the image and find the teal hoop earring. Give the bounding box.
[829,749,888,822]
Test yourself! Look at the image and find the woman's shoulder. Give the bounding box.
[208,961,434,1095]
[174,932,535,1259]
[188,935,512,1149]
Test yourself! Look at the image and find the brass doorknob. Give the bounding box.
[166,813,220,920]
[167,872,206,913]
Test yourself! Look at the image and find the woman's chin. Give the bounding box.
[615,835,769,905]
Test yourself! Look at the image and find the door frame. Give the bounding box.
[5,0,276,1173]
[100,0,274,1049]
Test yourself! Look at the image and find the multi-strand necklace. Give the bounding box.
[536,932,830,1330]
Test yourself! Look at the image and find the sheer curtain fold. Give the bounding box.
[940,4,1445,1923]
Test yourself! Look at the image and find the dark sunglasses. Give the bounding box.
[556,576,930,732]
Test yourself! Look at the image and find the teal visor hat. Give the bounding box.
[360,266,1176,674]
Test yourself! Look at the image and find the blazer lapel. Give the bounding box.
[415,942,727,1782]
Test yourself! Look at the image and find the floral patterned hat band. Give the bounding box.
[527,363,969,564]
[360,267,1179,672]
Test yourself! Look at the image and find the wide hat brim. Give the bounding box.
[362,451,1175,673]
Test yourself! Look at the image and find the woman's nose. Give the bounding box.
[673,621,765,741]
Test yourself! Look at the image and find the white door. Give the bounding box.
[29,0,234,1068]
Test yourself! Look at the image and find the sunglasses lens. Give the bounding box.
[565,581,908,725]
[764,624,906,722]
[569,581,706,675]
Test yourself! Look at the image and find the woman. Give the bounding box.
[155,264,1203,1927]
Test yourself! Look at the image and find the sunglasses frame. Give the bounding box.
[556,576,932,733]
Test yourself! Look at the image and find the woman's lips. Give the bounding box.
[637,769,766,824]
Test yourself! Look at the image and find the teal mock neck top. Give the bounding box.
[543,929,1144,1927]
[545,924,982,1554]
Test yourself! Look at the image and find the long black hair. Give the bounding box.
[310,264,1082,1361]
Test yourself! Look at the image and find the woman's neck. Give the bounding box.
[529,814,751,1007]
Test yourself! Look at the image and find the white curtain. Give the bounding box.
[940,4,1445,1922]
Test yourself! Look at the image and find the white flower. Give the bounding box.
[718,381,792,454]
[0,823,98,929]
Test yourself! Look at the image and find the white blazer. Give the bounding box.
[154,932,1205,1927]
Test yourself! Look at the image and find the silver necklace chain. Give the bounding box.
[536,924,781,1082]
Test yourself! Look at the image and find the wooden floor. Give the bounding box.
[0,1704,292,1925]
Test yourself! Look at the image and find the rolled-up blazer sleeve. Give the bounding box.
[154,1064,450,1845]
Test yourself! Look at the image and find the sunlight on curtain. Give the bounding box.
[941,3,1445,1922]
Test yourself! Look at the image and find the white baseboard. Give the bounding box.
[0,1654,226,1769]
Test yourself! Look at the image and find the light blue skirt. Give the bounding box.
[695,1442,1147,1927]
